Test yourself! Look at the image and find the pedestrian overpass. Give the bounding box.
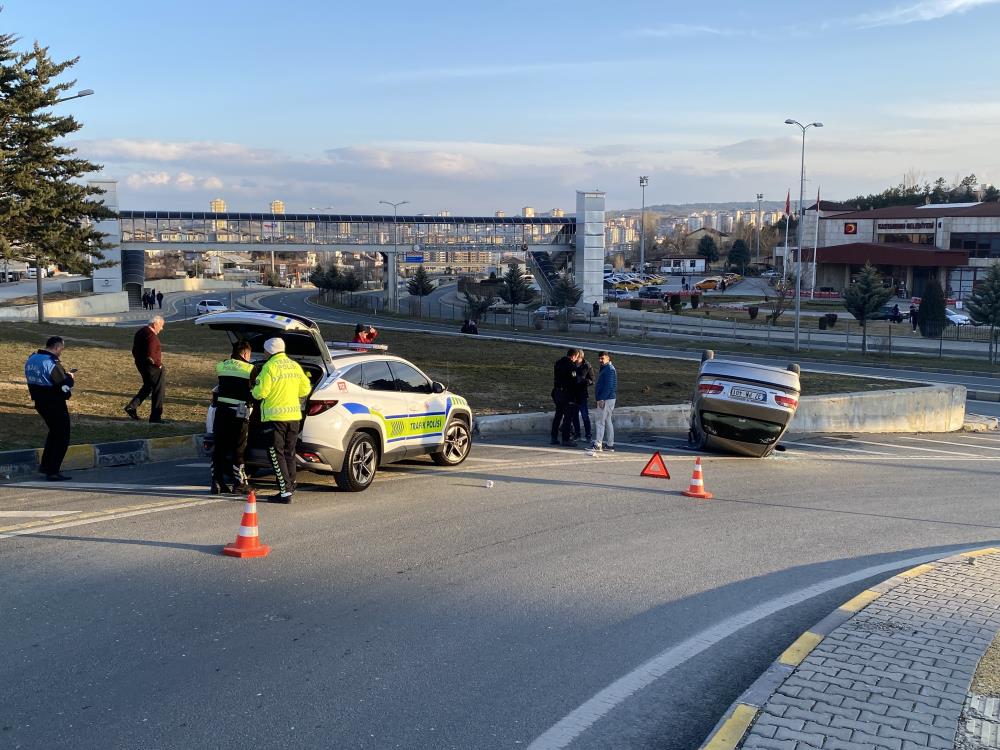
[93,186,606,312]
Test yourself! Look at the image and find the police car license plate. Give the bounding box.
[730,387,766,402]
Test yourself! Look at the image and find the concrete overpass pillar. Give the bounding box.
[381,251,400,312]
[575,190,606,307]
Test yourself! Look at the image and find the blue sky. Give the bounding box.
[6,0,1000,213]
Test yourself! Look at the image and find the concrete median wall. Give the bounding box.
[474,384,967,437]
[0,292,130,320]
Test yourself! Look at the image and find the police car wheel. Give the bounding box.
[335,431,378,492]
[431,420,472,466]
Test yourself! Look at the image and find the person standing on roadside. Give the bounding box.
[24,336,76,481]
[550,348,580,446]
[592,300,600,319]
[252,337,311,503]
[156,291,164,310]
[909,304,918,331]
[125,315,168,423]
[572,352,595,445]
[590,351,617,453]
[210,340,254,495]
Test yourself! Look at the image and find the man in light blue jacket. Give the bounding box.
[590,351,617,452]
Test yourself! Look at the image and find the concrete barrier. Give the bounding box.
[474,384,967,438]
[0,292,130,320]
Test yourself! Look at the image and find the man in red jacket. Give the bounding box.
[124,315,168,423]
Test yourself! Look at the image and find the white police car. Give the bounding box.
[195,310,473,491]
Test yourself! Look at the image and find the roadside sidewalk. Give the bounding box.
[702,548,1000,750]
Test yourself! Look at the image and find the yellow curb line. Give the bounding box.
[703,704,758,750]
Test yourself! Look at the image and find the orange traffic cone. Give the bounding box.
[681,457,713,499]
[222,490,271,558]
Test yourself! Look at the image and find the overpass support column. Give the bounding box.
[575,190,606,308]
[381,251,400,313]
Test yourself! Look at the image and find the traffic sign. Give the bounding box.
[404,253,424,263]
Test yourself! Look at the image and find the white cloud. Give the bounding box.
[79,138,277,165]
[851,0,1000,27]
[124,171,172,189]
[633,23,736,38]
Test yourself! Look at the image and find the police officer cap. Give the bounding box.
[263,337,285,354]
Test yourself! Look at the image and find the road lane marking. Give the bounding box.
[0,498,226,539]
[6,482,207,492]
[526,545,989,750]
[177,462,211,468]
[780,440,893,456]
[825,435,980,457]
[894,435,1000,451]
[0,510,81,518]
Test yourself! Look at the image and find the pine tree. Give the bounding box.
[498,264,535,328]
[843,263,893,354]
[728,239,750,273]
[0,39,114,322]
[966,264,1000,364]
[917,280,947,338]
[549,272,582,309]
[697,235,719,266]
[406,265,435,316]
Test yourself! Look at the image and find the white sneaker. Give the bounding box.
[588,442,602,451]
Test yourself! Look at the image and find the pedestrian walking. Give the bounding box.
[592,300,600,319]
[590,351,617,453]
[210,341,254,495]
[909,304,918,331]
[720,279,727,293]
[891,303,901,323]
[124,315,168,423]
[550,348,581,447]
[681,276,686,288]
[572,353,595,444]
[252,337,311,503]
[141,291,149,310]
[24,336,76,480]
[156,291,164,310]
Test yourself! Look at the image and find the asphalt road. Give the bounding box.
[3,431,1000,749]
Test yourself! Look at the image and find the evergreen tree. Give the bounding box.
[0,39,114,322]
[406,264,435,316]
[728,239,750,272]
[340,270,362,292]
[462,290,496,323]
[697,235,719,266]
[843,263,893,354]
[917,279,948,338]
[498,264,535,328]
[549,272,582,308]
[965,264,1000,364]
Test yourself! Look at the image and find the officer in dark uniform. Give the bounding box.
[211,341,254,494]
[24,336,76,481]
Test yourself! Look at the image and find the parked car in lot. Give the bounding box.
[688,350,800,458]
[533,305,586,322]
[695,277,721,291]
[638,286,665,300]
[871,304,904,323]
[945,308,972,326]
[196,310,473,491]
[196,299,228,314]
[760,270,779,279]
[605,289,633,301]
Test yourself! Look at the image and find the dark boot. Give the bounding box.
[210,477,232,495]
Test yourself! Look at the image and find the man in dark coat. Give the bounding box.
[550,348,581,447]
[125,315,168,423]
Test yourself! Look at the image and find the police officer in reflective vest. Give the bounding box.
[24,336,76,481]
[251,337,311,503]
[211,341,254,494]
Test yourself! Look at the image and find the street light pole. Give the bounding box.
[639,176,649,272]
[784,118,823,352]
[755,193,763,266]
[379,199,409,312]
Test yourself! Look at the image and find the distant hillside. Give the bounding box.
[612,201,787,215]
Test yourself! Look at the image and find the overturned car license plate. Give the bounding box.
[729,386,766,402]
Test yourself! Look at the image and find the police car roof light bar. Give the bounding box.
[326,341,389,351]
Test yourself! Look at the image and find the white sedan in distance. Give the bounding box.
[195,299,228,314]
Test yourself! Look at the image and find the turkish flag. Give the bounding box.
[784,189,791,216]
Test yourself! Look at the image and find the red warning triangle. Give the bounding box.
[640,451,670,480]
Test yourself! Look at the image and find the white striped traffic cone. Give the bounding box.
[222,490,271,558]
[681,457,713,499]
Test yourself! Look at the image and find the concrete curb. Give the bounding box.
[697,547,1000,750]
[969,389,1000,402]
[0,434,208,479]
[473,384,967,437]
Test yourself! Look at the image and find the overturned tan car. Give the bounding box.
[688,350,801,458]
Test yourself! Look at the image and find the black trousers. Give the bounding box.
[212,406,249,483]
[550,390,577,442]
[267,421,300,494]
[35,399,71,475]
[128,363,165,421]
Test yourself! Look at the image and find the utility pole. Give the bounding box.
[755,193,763,266]
[639,176,649,272]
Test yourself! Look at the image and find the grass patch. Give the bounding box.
[0,320,916,450]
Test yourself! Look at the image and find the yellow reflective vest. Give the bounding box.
[251,352,311,422]
[215,357,253,406]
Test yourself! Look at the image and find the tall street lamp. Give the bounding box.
[638,176,649,272]
[379,199,409,312]
[784,118,823,352]
[755,193,763,265]
[54,88,94,104]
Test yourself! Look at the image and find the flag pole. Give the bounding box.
[811,187,820,299]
